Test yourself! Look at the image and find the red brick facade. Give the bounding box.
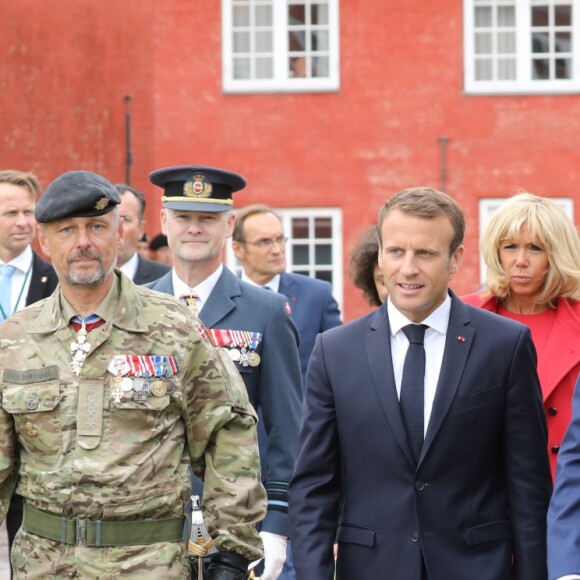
[3,0,579,320]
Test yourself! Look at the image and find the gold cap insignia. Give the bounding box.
[184,173,212,198]
[95,197,111,211]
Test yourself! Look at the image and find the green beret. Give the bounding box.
[150,165,246,213]
[35,170,121,223]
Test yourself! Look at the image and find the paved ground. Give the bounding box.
[0,520,10,580]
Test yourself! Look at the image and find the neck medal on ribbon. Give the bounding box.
[70,315,100,376]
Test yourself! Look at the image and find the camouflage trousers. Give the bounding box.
[11,529,191,579]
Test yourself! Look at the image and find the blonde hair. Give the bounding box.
[481,192,580,307]
[0,170,40,200]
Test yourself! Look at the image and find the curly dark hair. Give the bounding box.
[349,227,382,307]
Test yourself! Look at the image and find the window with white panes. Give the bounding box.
[222,0,340,93]
[226,207,343,309]
[464,0,580,93]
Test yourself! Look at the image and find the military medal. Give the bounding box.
[120,377,133,392]
[207,329,263,368]
[70,321,91,377]
[151,379,167,397]
[133,391,147,403]
[112,385,123,403]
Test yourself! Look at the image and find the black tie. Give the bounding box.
[400,324,428,463]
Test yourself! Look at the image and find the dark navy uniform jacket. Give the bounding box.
[149,266,302,536]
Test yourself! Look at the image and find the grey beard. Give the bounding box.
[58,253,116,288]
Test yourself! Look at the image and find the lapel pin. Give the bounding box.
[457,336,466,342]
[41,276,48,283]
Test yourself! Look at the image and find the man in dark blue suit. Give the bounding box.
[147,166,302,580]
[231,204,342,384]
[548,371,580,580]
[114,184,171,284]
[288,187,552,580]
[0,169,59,578]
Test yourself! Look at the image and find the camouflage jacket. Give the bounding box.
[0,272,266,561]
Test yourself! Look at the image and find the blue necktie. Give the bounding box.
[400,324,428,463]
[0,264,16,321]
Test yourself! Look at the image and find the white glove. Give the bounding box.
[258,531,288,580]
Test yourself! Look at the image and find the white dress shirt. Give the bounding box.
[0,245,34,314]
[388,295,451,436]
[241,271,281,293]
[118,252,139,280]
[172,264,223,314]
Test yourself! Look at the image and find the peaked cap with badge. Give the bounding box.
[35,170,121,223]
[150,165,246,213]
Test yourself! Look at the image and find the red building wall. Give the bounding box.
[3,0,580,320]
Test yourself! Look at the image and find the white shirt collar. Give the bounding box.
[241,271,280,293]
[118,252,139,280]
[172,263,223,307]
[387,293,451,338]
[1,245,33,273]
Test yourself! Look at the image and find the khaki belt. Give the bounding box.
[23,503,185,547]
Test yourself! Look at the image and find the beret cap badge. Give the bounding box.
[184,173,212,199]
[94,197,111,211]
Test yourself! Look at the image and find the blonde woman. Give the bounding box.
[463,193,580,479]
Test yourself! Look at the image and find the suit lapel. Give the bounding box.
[150,271,174,295]
[26,253,53,305]
[199,269,239,328]
[420,295,474,463]
[366,305,416,467]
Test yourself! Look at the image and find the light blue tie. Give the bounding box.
[0,264,16,321]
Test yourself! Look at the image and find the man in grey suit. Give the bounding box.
[114,184,170,284]
[147,166,302,580]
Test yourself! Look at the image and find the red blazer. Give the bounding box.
[462,293,580,479]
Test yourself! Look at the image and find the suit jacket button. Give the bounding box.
[548,407,557,416]
[415,481,425,491]
[551,445,560,454]
[411,531,420,542]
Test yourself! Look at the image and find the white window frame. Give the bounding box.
[464,0,580,94]
[226,207,343,310]
[478,197,574,285]
[222,0,340,93]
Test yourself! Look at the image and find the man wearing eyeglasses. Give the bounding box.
[232,205,342,387]
[231,205,342,580]
[147,166,303,580]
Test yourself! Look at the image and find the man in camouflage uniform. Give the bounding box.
[0,170,266,579]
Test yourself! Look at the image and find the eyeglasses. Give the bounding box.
[241,236,288,250]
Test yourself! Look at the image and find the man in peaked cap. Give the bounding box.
[0,169,266,579]
[147,165,303,580]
